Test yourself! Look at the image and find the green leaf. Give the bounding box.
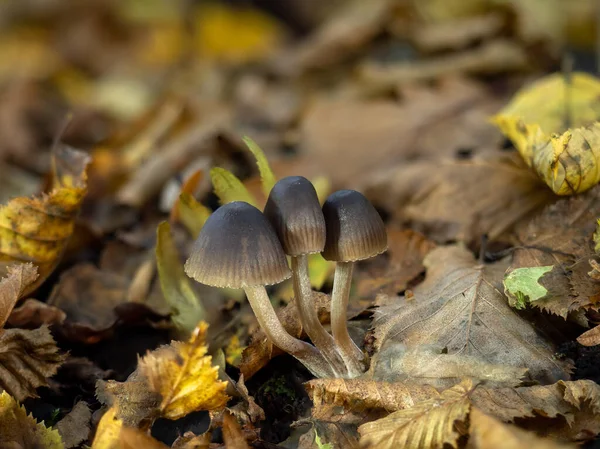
[314,429,333,449]
[156,221,206,333]
[308,253,335,290]
[311,175,331,205]
[210,167,257,206]
[242,136,277,197]
[503,266,553,310]
[177,192,212,239]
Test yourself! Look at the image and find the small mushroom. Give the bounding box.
[184,201,335,378]
[322,190,387,376]
[264,176,347,376]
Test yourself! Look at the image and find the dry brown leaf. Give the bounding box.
[240,293,332,379]
[466,407,574,449]
[56,401,92,448]
[0,326,66,401]
[577,324,600,346]
[138,321,229,420]
[371,246,570,386]
[509,185,600,317]
[222,412,251,449]
[305,378,439,425]
[0,390,63,449]
[0,145,90,296]
[471,379,600,441]
[360,39,528,86]
[8,298,66,328]
[356,229,435,299]
[228,375,265,425]
[301,77,485,186]
[358,379,472,449]
[0,262,37,329]
[171,431,211,449]
[366,154,554,243]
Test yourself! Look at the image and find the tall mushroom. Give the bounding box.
[264,176,347,376]
[322,190,387,376]
[184,201,335,378]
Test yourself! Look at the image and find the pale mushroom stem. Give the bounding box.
[291,255,348,377]
[331,262,365,376]
[244,285,336,378]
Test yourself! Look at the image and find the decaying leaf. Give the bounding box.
[222,412,251,449]
[8,298,66,328]
[358,379,472,449]
[503,266,553,309]
[577,324,600,346]
[0,262,37,328]
[305,378,439,424]
[56,401,92,448]
[371,245,570,386]
[493,72,600,195]
[0,391,63,449]
[508,184,600,317]
[138,321,229,420]
[156,221,206,333]
[466,407,574,449]
[0,326,66,401]
[0,145,90,295]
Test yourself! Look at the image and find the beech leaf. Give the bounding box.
[0,262,37,329]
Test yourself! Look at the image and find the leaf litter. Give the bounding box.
[1,0,600,448]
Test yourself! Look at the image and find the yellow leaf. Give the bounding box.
[242,136,276,198]
[358,379,472,449]
[225,334,245,367]
[0,146,90,295]
[311,176,332,205]
[138,322,229,420]
[493,72,600,195]
[156,221,206,333]
[193,3,282,63]
[210,167,257,206]
[177,192,212,239]
[91,407,123,449]
[0,391,63,449]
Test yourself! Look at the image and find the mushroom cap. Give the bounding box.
[263,176,326,256]
[322,190,387,262]
[184,201,291,288]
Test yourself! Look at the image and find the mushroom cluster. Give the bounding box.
[184,176,387,379]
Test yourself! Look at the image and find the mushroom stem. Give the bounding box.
[291,255,348,377]
[244,285,336,378]
[331,262,365,376]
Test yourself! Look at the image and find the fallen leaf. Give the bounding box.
[119,427,169,449]
[508,185,600,317]
[371,245,570,386]
[503,266,554,309]
[91,407,122,449]
[577,325,600,346]
[0,326,66,401]
[466,407,574,449]
[493,72,600,195]
[138,321,229,420]
[305,378,439,424]
[0,263,37,328]
[0,145,90,295]
[56,401,92,448]
[0,390,63,449]
[356,229,436,299]
[358,379,472,449]
[176,192,212,239]
[8,298,66,328]
[156,221,206,333]
[171,431,211,449]
[222,412,251,449]
[210,167,257,207]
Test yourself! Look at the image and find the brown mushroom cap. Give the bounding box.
[184,201,291,288]
[322,190,387,262]
[263,176,326,256]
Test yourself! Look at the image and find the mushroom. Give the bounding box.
[184,201,335,378]
[322,190,387,376]
[264,176,347,376]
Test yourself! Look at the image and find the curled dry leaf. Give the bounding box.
[0,262,37,328]
[493,72,600,195]
[0,145,90,296]
[358,379,472,449]
[0,326,66,401]
[371,245,570,386]
[0,391,63,449]
[305,378,439,425]
[56,401,92,448]
[8,298,66,328]
[466,407,574,449]
[508,185,600,317]
[138,321,229,420]
[577,325,600,346]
